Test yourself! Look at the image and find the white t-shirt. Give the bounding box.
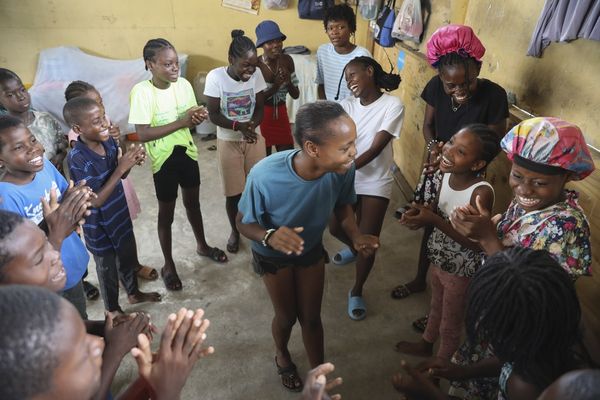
[341,93,404,199]
[204,66,267,141]
[316,43,371,102]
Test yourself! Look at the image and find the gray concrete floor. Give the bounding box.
[86,135,431,400]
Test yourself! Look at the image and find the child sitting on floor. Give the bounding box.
[64,97,161,317]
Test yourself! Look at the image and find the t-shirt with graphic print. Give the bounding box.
[204,66,267,141]
[129,78,198,174]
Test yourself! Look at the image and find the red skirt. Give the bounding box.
[260,103,294,147]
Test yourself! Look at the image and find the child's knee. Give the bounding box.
[298,315,322,331]
[274,314,297,330]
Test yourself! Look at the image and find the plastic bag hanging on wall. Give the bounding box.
[391,0,423,43]
[222,0,260,15]
[360,0,381,20]
[264,0,288,9]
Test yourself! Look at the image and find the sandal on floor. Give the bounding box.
[197,247,228,263]
[83,280,100,301]
[275,357,303,392]
[391,284,412,299]
[207,144,217,151]
[332,247,356,265]
[136,265,159,281]
[160,268,183,291]
[348,290,367,321]
[412,315,429,333]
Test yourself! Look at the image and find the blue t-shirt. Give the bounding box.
[0,158,89,290]
[239,150,356,258]
[68,137,133,256]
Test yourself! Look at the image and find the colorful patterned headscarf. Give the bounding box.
[501,117,595,181]
[426,24,486,67]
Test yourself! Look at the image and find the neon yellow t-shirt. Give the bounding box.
[129,78,198,173]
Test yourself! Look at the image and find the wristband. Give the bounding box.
[232,120,238,131]
[426,139,439,151]
[262,228,277,248]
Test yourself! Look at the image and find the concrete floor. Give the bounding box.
[86,135,432,400]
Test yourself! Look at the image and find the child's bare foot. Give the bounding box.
[227,231,240,253]
[128,290,162,304]
[394,339,434,357]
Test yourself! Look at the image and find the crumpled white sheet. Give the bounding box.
[29,46,188,134]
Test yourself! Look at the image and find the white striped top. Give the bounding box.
[316,43,371,102]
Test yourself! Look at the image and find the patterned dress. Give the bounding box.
[448,189,592,399]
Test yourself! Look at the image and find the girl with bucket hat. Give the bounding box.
[255,20,299,156]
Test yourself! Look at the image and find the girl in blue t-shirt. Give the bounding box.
[236,101,379,392]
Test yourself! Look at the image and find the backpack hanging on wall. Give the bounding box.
[391,0,423,43]
[264,0,289,9]
[298,0,335,20]
[374,0,396,47]
[359,0,381,20]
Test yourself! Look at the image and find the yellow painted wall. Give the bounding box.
[0,0,370,85]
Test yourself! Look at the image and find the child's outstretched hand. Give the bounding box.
[104,312,151,360]
[352,234,379,258]
[131,308,214,400]
[301,362,342,400]
[416,357,466,381]
[449,195,501,242]
[392,360,446,400]
[267,226,305,256]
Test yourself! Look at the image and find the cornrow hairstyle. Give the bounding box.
[466,247,583,391]
[437,52,481,97]
[142,38,175,71]
[460,123,501,171]
[228,29,257,60]
[0,285,62,400]
[64,80,96,101]
[0,68,21,86]
[323,3,356,33]
[0,210,25,279]
[0,115,24,151]
[293,101,348,146]
[63,97,98,127]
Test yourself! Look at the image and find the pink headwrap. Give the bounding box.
[426,24,486,67]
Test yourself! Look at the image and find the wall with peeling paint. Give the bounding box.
[0,0,370,85]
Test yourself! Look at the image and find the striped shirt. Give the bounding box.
[68,137,133,256]
[316,43,371,102]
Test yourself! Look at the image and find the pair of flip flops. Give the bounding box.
[332,247,357,265]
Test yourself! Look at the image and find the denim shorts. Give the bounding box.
[251,243,329,276]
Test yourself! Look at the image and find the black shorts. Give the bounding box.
[251,243,329,276]
[153,146,200,202]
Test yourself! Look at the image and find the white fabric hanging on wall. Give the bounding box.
[29,46,188,134]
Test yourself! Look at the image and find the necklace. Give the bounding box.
[261,55,279,77]
[451,97,462,112]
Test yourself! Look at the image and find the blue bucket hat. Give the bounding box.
[255,20,287,48]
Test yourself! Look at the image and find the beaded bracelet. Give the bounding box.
[426,139,438,151]
[232,120,238,131]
